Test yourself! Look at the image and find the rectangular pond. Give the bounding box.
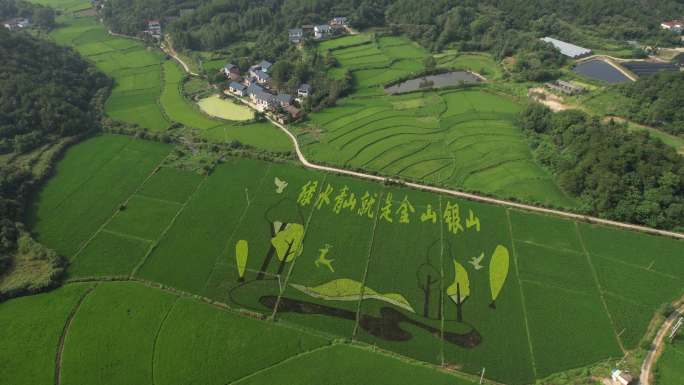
[572,60,631,83]
[384,71,481,94]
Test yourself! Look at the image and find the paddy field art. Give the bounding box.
[14,134,683,385]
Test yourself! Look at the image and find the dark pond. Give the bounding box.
[572,60,631,83]
[622,61,679,77]
[384,71,481,94]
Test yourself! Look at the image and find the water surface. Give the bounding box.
[385,71,481,94]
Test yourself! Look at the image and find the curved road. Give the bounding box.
[262,115,684,240]
[640,302,684,385]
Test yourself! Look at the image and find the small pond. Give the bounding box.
[384,71,481,94]
[572,60,631,83]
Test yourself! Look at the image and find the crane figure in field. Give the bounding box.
[315,244,335,272]
[274,177,288,194]
[468,252,485,270]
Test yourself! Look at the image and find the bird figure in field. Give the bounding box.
[315,244,335,272]
[274,177,288,194]
[468,252,485,270]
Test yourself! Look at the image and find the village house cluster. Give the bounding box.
[660,19,684,34]
[288,16,349,44]
[3,17,30,31]
[222,61,311,124]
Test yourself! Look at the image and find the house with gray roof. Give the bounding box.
[540,37,592,58]
[228,82,246,96]
[289,28,303,44]
[254,70,271,84]
[297,84,312,99]
[276,93,293,107]
[314,24,331,40]
[251,91,278,112]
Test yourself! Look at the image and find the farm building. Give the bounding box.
[610,370,634,385]
[276,93,293,107]
[314,24,331,39]
[541,37,592,58]
[222,63,239,77]
[330,17,348,26]
[228,82,246,97]
[147,20,162,38]
[297,84,312,98]
[253,70,271,84]
[546,80,585,95]
[251,91,278,112]
[289,28,303,43]
[3,17,30,30]
[661,20,683,33]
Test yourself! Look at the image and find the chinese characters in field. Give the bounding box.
[296,181,481,235]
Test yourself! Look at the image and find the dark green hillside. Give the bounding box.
[0,28,110,298]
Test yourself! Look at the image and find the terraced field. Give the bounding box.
[44,7,291,152]
[25,135,684,385]
[299,35,574,207]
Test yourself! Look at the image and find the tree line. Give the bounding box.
[519,103,684,231]
[614,71,684,136]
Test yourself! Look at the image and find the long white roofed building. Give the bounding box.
[541,37,592,58]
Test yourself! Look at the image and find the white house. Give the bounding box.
[314,24,331,40]
[251,91,277,112]
[3,18,30,31]
[297,84,312,99]
[289,28,303,43]
[228,82,246,96]
[330,17,348,26]
[661,20,683,33]
[253,70,271,85]
[222,63,239,77]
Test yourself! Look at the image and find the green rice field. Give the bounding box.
[655,337,684,385]
[42,5,291,152]
[23,135,684,384]
[296,34,574,208]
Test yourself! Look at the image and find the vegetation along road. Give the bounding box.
[639,301,684,385]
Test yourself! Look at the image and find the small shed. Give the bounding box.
[611,369,634,385]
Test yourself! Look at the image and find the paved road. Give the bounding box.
[261,114,684,240]
[639,302,684,385]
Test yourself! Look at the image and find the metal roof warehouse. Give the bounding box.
[541,37,592,58]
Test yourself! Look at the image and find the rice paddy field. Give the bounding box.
[298,34,574,208]
[655,337,684,385]
[41,2,291,152]
[21,135,684,385]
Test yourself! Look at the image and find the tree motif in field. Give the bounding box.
[234,240,248,282]
[416,239,442,319]
[256,198,305,280]
[447,260,470,322]
[488,245,509,309]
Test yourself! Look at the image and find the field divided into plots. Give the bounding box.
[43,6,291,152]
[28,135,684,385]
[301,34,574,208]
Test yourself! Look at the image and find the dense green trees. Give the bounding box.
[0,29,109,280]
[0,0,55,28]
[0,28,110,154]
[615,72,684,136]
[519,104,684,230]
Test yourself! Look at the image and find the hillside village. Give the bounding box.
[222,60,308,124]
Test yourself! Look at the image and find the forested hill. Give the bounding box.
[0,27,110,153]
[104,0,683,53]
[0,28,110,298]
[615,71,684,136]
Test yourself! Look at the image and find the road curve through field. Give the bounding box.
[259,114,684,240]
[639,302,684,385]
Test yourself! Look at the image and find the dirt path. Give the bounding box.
[161,36,198,76]
[639,302,684,385]
[255,111,684,240]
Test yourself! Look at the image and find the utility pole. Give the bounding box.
[479,367,485,384]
